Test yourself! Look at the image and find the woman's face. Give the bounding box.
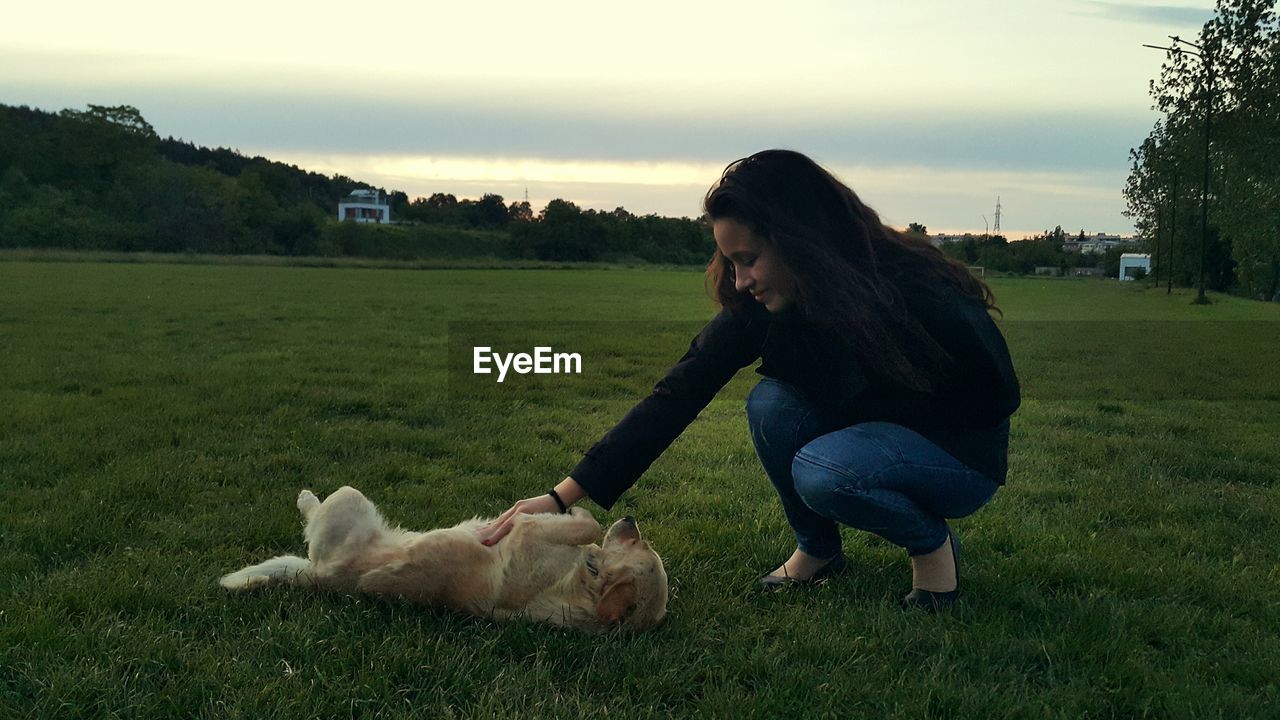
[712,218,796,312]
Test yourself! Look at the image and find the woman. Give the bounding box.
[478,150,1020,612]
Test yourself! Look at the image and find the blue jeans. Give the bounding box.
[746,378,1000,558]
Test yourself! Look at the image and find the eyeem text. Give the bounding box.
[473,346,583,383]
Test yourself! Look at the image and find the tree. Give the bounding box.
[905,222,929,245]
[507,200,533,223]
[426,192,457,208]
[389,190,410,219]
[1125,0,1279,299]
[58,104,157,138]
[1206,0,1280,299]
[474,193,509,227]
[541,198,582,224]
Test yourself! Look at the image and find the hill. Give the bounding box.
[0,103,715,264]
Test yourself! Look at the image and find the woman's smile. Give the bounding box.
[712,218,796,312]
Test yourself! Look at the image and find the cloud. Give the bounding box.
[1078,1,1215,27]
[3,78,1151,178]
[263,148,1131,236]
[0,38,1156,178]
[0,80,1138,233]
[0,42,1148,235]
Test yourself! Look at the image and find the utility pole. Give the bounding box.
[1168,169,1179,295]
[1144,35,1215,304]
[1153,201,1162,289]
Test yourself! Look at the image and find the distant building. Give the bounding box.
[931,233,982,246]
[1072,267,1105,277]
[1034,266,1062,276]
[1062,233,1141,255]
[338,189,391,224]
[1119,253,1152,281]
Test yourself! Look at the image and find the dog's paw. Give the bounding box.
[219,572,247,590]
[569,506,594,520]
[242,574,274,590]
[220,573,273,591]
[297,490,319,512]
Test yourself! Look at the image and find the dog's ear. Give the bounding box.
[595,577,636,624]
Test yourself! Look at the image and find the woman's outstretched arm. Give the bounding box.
[476,476,587,546]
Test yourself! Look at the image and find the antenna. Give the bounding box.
[993,196,1002,235]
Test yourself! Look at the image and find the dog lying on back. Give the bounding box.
[220,487,668,632]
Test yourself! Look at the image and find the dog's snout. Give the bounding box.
[607,516,641,543]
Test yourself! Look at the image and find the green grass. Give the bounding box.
[2,261,1278,719]
[0,247,706,272]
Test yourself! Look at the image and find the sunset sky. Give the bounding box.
[1,1,1216,237]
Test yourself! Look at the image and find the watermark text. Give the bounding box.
[473,346,583,382]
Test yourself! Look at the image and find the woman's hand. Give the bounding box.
[476,494,562,546]
[476,477,587,546]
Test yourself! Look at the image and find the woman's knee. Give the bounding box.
[746,379,803,419]
[790,429,895,515]
[746,379,811,445]
[789,451,847,513]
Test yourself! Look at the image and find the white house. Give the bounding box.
[338,189,391,224]
[1119,253,1152,281]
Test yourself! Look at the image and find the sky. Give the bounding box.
[0,0,1217,238]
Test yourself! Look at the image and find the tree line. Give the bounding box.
[931,226,1136,278]
[1124,0,1279,301]
[0,104,360,255]
[13,87,1268,282]
[0,102,714,264]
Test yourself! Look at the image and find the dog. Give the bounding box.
[219,486,668,632]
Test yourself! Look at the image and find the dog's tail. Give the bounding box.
[219,555,313,591]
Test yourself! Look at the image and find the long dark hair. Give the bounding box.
[703,149,999,392]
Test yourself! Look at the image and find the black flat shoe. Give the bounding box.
[902,529,961,613]
[758,552,847,591]
[901,587,960,613]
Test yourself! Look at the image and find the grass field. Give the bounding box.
[2,259,1279,719]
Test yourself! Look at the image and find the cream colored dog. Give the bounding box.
[219,487,668,632]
